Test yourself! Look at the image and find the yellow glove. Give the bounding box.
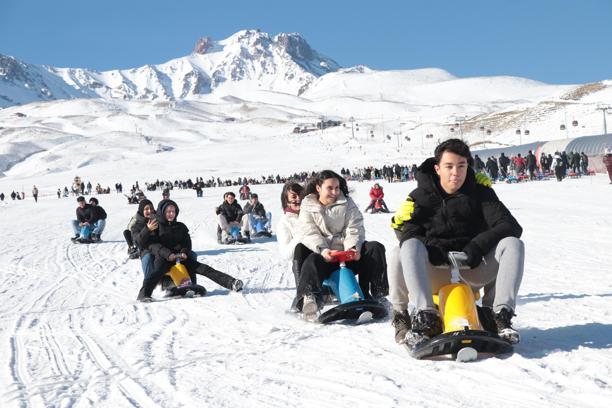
[475,172,492,188]
[391,198,415,230]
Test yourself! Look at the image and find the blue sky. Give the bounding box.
[1,0,610,84]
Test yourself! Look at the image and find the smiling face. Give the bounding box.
[316,178,340,206]
[143,204,154,218]
[434,151,468,195]
[286,189,301,211]
[164,205,176,222]
[225,194,235,204]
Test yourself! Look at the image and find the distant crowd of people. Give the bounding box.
[474,150,596,183]
[3,148,612,206]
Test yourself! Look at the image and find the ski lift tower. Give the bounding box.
[597,105,611,136]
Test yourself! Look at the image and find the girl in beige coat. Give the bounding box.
[295,170,388,321]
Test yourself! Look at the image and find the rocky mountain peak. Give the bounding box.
[193,37,214,55]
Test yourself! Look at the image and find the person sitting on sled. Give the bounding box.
[215,192,249,243]
[364,183,389,213]
[295,170,388,321]
[136,199,243,302]
[70,196,94,243]
[243,193,272,237]
[276,181,305,311]
[389,138,524,349]
[88,197,107,242]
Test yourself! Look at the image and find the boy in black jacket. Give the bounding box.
[389,139,524,349]
[88,197,107,242]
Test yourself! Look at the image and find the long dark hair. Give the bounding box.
[280,181,304,209]
[304,170,349,199]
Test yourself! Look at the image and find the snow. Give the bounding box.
[1,28,612,407]
[0,147,611,407]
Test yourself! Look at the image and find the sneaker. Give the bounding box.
[70,234,80,242]
[90,233,99,242]
[404,310,443,350]
[302,294,320,322]
[495,308,520,344]
[232,279,244,292]
[391,309,412,344]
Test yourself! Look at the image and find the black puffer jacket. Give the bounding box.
[395,158,522,256]
[130,199,155,254]
[216,200,243,222]
[149,199,191,261]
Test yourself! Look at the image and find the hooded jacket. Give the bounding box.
[298,192,365,254]
[148,199,192,261]
[130,199,155,253]
[392,157,522,257]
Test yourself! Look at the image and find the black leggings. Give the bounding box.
[123,229,133,247]
[142,257,236,297]
[295,241,388,308]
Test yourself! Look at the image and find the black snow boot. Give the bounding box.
[404,310,443,351]
[391,309,412,344]
[477,306,497,333]
[495,308,520,344]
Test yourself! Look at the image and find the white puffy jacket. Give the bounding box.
[298,193,365,254]
[277,212,301,261]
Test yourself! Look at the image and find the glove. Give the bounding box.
[426,246,448,266]
[391,199,415,230]
[463,242,484,269]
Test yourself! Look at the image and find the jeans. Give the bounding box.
[92,219,106,236]
[71,220,91,239]
[140,250,198,280]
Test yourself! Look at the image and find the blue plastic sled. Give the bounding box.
[317,263,387,324]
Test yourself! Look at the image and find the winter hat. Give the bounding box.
[158,199,179,221]
[137,199,154,217]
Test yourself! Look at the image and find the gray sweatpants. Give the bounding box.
[389,237,524,314]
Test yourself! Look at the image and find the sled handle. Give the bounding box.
[447,251,468,283]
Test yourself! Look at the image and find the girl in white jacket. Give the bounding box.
[277,182,305,311]
[296,170,388,321]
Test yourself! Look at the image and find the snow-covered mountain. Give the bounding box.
[0,29,340,108]
[2,29,612,181]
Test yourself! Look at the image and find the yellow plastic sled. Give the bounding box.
[163,262,206,298]
[410,252,513,361]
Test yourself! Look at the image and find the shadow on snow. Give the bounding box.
[516,323,612,358]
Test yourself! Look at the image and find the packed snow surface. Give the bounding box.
[0,171,610,407]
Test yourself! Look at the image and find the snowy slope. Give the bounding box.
[0,173,610,408]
